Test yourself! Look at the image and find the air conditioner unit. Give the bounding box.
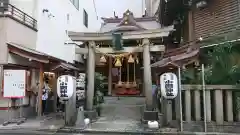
[196,0,208,9]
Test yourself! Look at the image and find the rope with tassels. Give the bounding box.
[91,42,153,58]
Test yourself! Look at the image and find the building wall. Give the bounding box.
[0,17,37,64]
[0,18,7,64]
[9,0,101,63]
[192,0,240,39]
[145,0,160,17]
[36,0,101,63]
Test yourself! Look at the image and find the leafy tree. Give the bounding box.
[204,42,240,85]
[182,42,240,110]
[182,42,240,84]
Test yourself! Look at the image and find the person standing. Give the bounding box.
[42,80,50,115]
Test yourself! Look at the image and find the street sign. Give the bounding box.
[160,72,178,99]
[3,70,26,98]
[76,73,86,108]
[57,75,75,101]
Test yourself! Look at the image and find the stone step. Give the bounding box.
[103,96,145,105]
[99,96,145,121]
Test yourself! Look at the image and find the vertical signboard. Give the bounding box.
[76,73,86,108]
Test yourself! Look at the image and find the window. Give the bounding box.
[83,9,88,28]
[69,0,79,10]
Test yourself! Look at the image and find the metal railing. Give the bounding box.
[0,4,37,31]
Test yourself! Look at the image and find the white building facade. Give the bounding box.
[10,0,101,63]
[145,0,160,17]
[0,0,100,116]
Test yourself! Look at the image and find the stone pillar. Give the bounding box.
[65,72,77,126]
[142,38,158,123]
[142,38,153,110]
[0,65,3,96]
[86,41,96,111]
[162,99,172,124]
[184,90,191,122]
[194,90,201,121]
[237,96,240,121]
[214,90,223,124]
[174,90,180,120]
[108,57,112,95]
[205,90,211,122]
[225,90,233,122]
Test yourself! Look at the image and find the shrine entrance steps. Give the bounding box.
[88,97,145,131]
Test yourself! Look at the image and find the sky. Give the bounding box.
[94,0,145,19]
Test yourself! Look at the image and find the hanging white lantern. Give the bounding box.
[160,72,178,99]
[57,75,76,101]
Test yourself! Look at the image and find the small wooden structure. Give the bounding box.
[0,42,79,118]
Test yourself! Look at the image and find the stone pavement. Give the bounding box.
[64,97,178,134]
[0,113,64,131]
[85,97,145,132]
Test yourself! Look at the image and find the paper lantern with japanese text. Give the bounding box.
[160,72,178,99]
[57,75,76,101]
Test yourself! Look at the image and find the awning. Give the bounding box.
[149,43,199,68]
[151,50,199,68]
[7,42,49,63]
[8,42,83,71]
[51,62,80,71]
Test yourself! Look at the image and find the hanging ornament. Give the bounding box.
[125,82,130,88]
[195,60,199,67]
[128,55,134,63]
[99,55,107,63]
[132,81,137,87]
[116,81,122,87]
[182,65,186,70]
[114,57,122,67]
[135,56,139,64]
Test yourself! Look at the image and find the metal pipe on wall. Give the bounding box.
[202,64,207,132]
[178,67,183,131]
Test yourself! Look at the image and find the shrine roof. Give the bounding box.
[100,10,161,33]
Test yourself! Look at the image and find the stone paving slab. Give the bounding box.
[0,115,64,131]
[59,127,240,135]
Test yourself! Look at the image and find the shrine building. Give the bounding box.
[67,10,200,121]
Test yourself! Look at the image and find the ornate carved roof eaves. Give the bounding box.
[68,25,175,41]
[116,10,145,30]
[101,16,158,23]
